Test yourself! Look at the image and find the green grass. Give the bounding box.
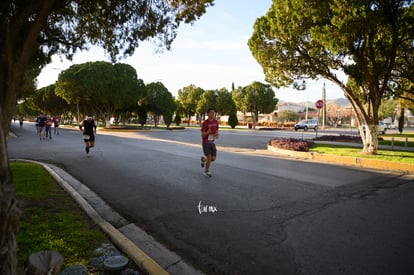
[11,162,109,268]
[379,139,414,147]
[311,144,414,164]
[384,132,414,138]
[380,132,414,147]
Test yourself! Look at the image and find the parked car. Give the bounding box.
[361,121,387,134]
[385,122,396,129]
[294,119,319,131]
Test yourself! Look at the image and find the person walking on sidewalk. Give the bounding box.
[79,115,97,156]
[200,108,219,177]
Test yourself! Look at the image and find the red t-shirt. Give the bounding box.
[201,119,218,144]
[46,118,53,127]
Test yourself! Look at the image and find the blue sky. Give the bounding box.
[37,0,346,103]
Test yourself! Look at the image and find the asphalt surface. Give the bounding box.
[7,122,414,275]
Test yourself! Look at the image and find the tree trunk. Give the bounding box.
[344,92,380,155]
[253,111,258,130]
[1,42,29,275]
[361,125,379,154]
[0,122,21,275]
[0,64,23,275]
[398,107,405,134]
[1,2,56,272]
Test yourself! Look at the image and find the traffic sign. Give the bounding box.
[316,99,323,109]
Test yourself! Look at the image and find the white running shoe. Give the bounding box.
[203,171,212,177]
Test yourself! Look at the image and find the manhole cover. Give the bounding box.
[104,255,129,271]
[59,264,87,275]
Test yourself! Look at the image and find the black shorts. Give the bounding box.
[84,134,95,142]
[202,142,217,157]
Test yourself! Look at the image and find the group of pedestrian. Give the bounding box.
[76,109,218,170]
[33,109,218,173]
[35,114,60,140]
[33,113,98,157]
[13,117,25,128]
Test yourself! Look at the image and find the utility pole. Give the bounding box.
[322,82,326,129]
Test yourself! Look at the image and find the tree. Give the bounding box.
[326,103,351,128]
[278,110,299,124]
[379,99,398,121]
[55,61,143,127]
[248,0,413,154]
[232,85,247,113]
[0,1,214,273]
[228,112,238,129]
[136,105,149,127]
[27,84,70,116]
[216,87,237,119]
[197,89,217,121]
[232,81,278,129]
[54,63,90,118]
[173,113,182,126]
[398,107,405,133]
[114,76,146,125]
[177,84,204,126]
[142,82,176,127]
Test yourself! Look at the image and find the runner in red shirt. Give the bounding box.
[45,115,53,139]
[200,108,219,177]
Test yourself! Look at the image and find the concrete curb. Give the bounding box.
[11,159,169,275]
[267,145,414,173]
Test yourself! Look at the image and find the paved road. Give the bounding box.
[8,123,414,275]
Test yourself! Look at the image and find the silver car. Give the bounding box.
[294,119,319,131]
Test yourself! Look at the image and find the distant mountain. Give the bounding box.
[278,98,349,107]
[327,98,350,106]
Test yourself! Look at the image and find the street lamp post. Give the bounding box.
[296,80,307,120]
[322,82,326,128]
[306,92,309,120]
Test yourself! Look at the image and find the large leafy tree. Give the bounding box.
[0,1,214,273]
[196,88,237,121]
[142,81,176,127]
[56,61,142,127]
[216,87,237,119]
[116,77,146,125]
[248,0,413,153]
[27,84,69,115]
[197,89,217,120]
[232,81,278,129]
[177,84,204,126]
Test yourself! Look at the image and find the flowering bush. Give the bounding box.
[269,138,315,152]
